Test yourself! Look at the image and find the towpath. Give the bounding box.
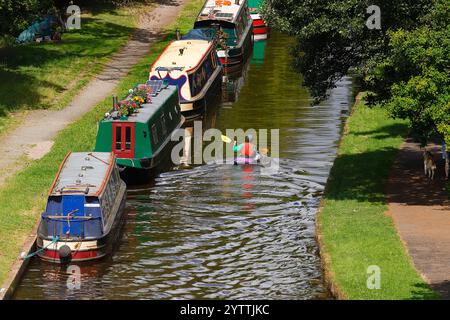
[386,138,450,299]
[0,0,189,187]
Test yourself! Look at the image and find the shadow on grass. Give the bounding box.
[324,149,403,203]
[0,17,135,67]
[352,123,409,140]
[324,122,409,203]
[0,69,66,115]
[408,282,442,300]
[324,121,449,206]
[0,16,137,115]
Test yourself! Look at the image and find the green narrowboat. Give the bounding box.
[95,80,185,171]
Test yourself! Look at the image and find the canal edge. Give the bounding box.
[315,92,364,300]
[0,218,39,300]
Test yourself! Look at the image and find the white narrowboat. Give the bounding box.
[149,30,223,117]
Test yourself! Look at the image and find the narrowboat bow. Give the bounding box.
[249,0,269,40]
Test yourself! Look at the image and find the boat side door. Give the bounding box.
[112,123,135,158]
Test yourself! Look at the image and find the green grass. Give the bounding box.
[0,3,153,136]
[0,0,203,288]
[318,99,440,299]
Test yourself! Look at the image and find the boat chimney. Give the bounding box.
[176,29,181,40]
[112,95,118,108]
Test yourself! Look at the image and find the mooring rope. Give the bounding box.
[21,236,60,260]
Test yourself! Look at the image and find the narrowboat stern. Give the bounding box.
[37,152,127,263]
[149,31,223,117]
[95,80,185,172]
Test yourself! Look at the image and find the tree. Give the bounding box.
[262,0,449,144]
[369,0,450,145]
[0,0,54,37]
[262,0,432,102]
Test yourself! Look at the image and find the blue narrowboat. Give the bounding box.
[37,152,127,263]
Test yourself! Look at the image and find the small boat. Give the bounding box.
[213,155,272,166]
[194,0,253,70]
[234,156,260,164]
[37,152,127,263]
[95,80,185,171]
[149,30,223,117]
[248,0,269,40]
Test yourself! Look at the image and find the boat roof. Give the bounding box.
[103,84,178,124]
[197,0,247,24]
[49,152,114,196]
[151,39,213,72]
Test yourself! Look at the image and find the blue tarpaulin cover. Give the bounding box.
[181,29,214,41]
[16,15,60,44]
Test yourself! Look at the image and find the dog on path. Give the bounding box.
[423,150,437,180]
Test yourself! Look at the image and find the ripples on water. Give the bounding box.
[14,33,354,300]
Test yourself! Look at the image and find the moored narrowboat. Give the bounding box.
[194,0,253,70]
[149,30,223,117]
[37,152,127,263]
[248,0,269,40]
[94,80,185,171]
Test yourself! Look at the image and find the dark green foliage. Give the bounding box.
[367,1,450,145]
[262,0,432,101]
[0,0,55,37]
[263,0,449,144]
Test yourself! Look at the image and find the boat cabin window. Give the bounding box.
[161,115,167,135]
[189,52,215,97]
[125,126,132,150]
[218,27,237,47]
[115,126,122,150]
[151,124,158,145]
[101,168,121,229]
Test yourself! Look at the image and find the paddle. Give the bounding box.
[221,135,232,144]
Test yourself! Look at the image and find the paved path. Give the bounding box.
[0,0,189,187]
[386,138,450,299]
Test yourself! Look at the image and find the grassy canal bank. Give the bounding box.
[317,96,440,299]
[0,3,154,136]
[0,0,204,287]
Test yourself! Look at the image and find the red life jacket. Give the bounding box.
[241,143,255,157]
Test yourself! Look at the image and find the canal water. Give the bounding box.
[14,32,355,300]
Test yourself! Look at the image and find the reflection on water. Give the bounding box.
[14,33,354,300]
[221,60,250,105]
[251,39,267,65]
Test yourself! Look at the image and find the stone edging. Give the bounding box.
[0,218,40,300]
[314,92,364,300]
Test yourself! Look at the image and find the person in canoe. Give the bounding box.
[233,135,260,164]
